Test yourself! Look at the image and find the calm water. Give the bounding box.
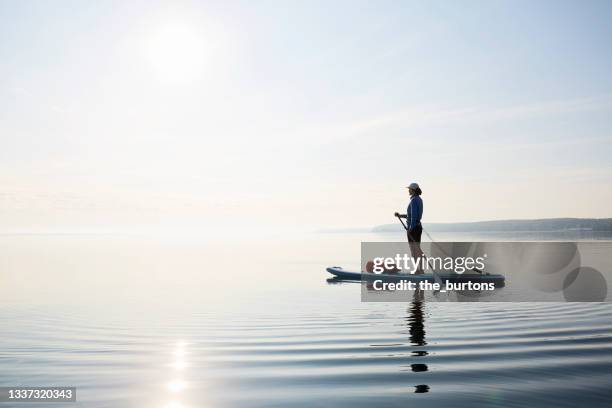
[1,231,612,407]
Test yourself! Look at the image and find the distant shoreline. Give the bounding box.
[320,218,612,233]
[377,218,612,233]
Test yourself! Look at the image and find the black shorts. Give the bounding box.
[407,224,422,243]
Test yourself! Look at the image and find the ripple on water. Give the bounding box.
[1,302,612,408]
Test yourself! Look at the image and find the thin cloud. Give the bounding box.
[325,93,612,142]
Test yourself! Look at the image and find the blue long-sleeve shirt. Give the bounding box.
[407,195,423,230]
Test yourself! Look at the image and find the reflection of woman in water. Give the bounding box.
[407,292,426,347]
[395,182,424,274]
[407,291,430,393]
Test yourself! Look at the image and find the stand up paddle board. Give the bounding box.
[327,266,505,286]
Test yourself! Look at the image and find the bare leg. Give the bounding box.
[407,232,425,274]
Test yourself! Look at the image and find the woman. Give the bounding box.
[395,182,424,274]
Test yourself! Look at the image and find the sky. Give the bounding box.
[1,0,612,232]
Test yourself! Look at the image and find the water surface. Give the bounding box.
[1,231,611,407]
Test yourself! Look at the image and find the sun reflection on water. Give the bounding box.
[163,341,190,408]
[167,379,187,393]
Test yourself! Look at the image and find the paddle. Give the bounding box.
[395,214,442,293]
[395,213,408,231]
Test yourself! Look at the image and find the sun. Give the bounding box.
[145,23,207,84]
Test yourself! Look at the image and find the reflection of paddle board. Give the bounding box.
[326,266,505,286]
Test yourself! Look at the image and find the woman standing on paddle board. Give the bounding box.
[395,182,424,274]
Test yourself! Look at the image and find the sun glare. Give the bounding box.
[146,23,207,84]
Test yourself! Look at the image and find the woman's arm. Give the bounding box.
[408,197,422,230]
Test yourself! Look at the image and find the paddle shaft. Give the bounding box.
[395,215,408,231]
